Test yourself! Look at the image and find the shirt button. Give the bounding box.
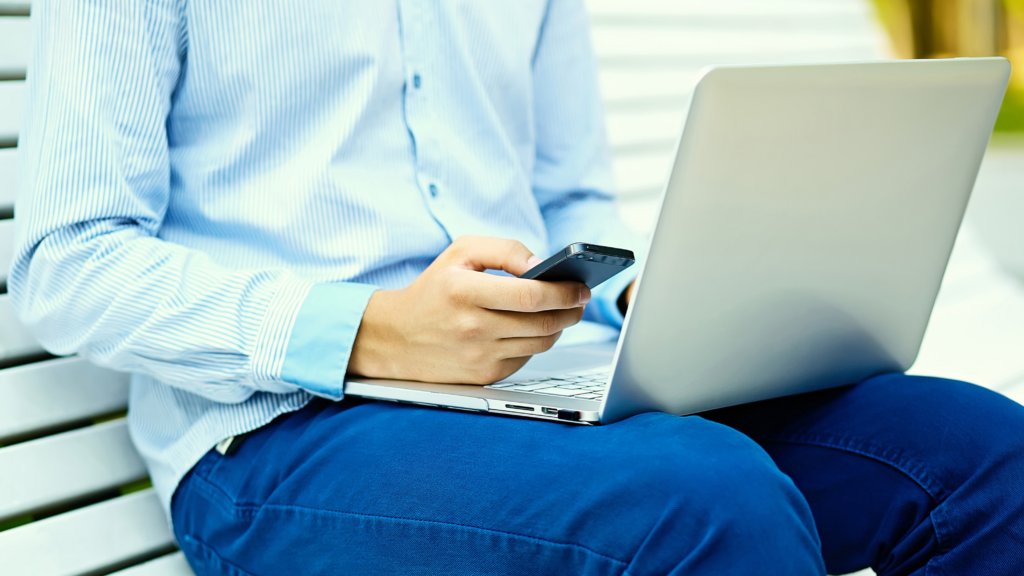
[413,74,422,89]
[428,184,439,197]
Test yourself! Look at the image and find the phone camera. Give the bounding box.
[575,254,586,259]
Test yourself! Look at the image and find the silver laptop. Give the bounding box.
[345,58,1011,425]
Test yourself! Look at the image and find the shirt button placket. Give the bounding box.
[399,1,443,209]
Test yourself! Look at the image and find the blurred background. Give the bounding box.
[582,0,1024,424]
[871,0,1024,130]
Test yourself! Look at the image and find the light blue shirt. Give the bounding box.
[10,0,642,520]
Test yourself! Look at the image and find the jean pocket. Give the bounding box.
[180,533,259,576]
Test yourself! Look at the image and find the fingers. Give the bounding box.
[487,307,584,338]
[454,271,590,312]
[492,357,533,383]
[456,336,561,384]
[498,332,563,359]
[441,236,540,276]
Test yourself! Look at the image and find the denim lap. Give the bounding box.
[173,375,1024,575]
[173,399,822,575]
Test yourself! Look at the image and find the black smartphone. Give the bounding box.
[519,243,635,289]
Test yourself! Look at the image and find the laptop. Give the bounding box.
[344,58,1011,425]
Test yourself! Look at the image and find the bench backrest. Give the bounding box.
[0,2,195,573]
[0,2,886,575]
[588,0,888,234]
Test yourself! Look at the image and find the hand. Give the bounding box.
[349,236,590,384]
[617,279,637,315]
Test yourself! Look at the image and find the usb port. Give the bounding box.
[505,404,535,412]
[542,407,559,416]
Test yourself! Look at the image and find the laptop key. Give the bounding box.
[575,393,600,399]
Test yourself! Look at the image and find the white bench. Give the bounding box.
[0,304,196,576]
[0,2,889,574]
[0,0,195,573]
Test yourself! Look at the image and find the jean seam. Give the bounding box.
[257,502,631,567]
[924,497,953,576]
[190,470,260,521]
[188,462,630,566]
[621,501,673,576]
[183,533,261,576]
[759,432,951,503]
[759,432,953,576]
[185,471,629,567]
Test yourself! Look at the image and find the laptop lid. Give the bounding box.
[600,58,1011,423]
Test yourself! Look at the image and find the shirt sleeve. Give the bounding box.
[530,0,648,328]
[8,0,374,403]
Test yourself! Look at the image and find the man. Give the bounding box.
[11,1,1024,574]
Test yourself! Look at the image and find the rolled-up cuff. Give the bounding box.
[279,282,379,400]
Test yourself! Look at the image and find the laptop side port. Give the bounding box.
[504,404,535,412]
[542,407,559,416]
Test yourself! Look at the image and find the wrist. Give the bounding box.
[349,289,401,378]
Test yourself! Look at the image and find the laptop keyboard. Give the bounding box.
[486,367,611,401]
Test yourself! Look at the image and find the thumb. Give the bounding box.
[442,236,542,276]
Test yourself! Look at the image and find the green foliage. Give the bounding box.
[1004,0,1024,17]
[996,89,1024,132]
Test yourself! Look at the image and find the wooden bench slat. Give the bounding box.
[0,79,24,143]
[0,419,147,522]
[0,0,31,12]
[585,0,872,18]
[591,25,877,59]
[600,68,701,104]
[0,294,43,364]
[0,356,130,444]
[613,149,675,198]
[0,217,14,285]
[0,147,16,213]
[606,107,686,151]
[617,196,661,237]
[595,48,884,72]
[0,17,30,78]
[110,552,195,576]
[0,490,175,576]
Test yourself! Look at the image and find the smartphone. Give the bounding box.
[519,243,635,289]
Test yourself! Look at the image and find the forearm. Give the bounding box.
[10,218,374,402]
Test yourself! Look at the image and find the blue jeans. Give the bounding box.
[171,374,1024,575]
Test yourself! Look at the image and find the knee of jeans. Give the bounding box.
[654,419,817,533]
[620,419,823,572]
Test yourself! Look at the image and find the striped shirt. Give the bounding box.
[9,0,642,521]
